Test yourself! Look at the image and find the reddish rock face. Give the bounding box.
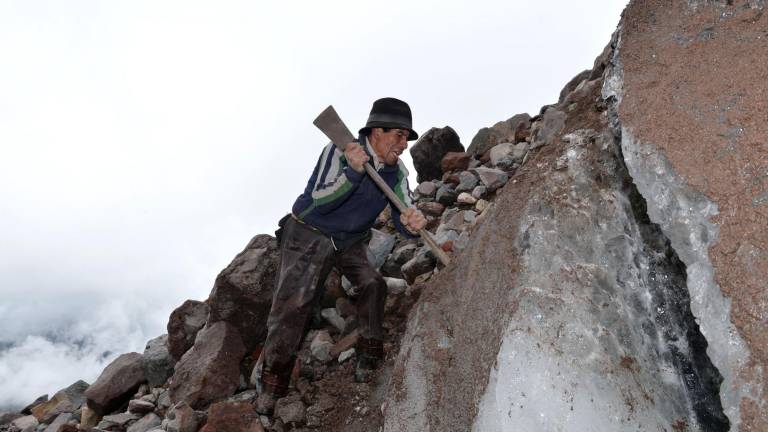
[616,1,768,429]
[84,353,146,416]
[168,321,246,410]
[199,401,264,432]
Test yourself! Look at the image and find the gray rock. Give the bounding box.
[206,234,280,354]
[409,126,465,183]
[164,402,198,432]
[274,397,306,426]
[126,413,161,432]
[97,412,141,430]
[472,167,509,192]
[416,201,446,217]
[454,171,479,194]
[142,335,175,387]
[401,247,437,284]
[167,300,210,361]
[384,277,408,295]
[530,108,566,149]
[338,349,355,363]
[488,142,515,167]
[127,400,155,415]
[467,113,531,157]
[42,413,73,432]
[138,393,156,404]
[226,389,258,403]
[320,308,346,333]
[10,415,38,432]
[156,391,171,410]
[168,321,246,410]
[415,181,437,199]
[85,353,146,416]
[310,331,334,363]
[471,185,487,199]
[381,242,419,278]
[435,186,458,206]
[0,412,23,426]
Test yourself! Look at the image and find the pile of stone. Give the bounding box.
[0,109,566,432]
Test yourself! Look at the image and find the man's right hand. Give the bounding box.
[344,142,369,173]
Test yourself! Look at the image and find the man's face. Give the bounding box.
[371,128,409,166]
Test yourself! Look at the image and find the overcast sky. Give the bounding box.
[0,0,628,409]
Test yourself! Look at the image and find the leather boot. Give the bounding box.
[354,337,384,383]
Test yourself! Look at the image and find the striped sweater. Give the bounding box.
[292,136,414,242]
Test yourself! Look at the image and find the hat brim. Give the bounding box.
[359,123,418,141]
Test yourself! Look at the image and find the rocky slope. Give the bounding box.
[2,1,765,431]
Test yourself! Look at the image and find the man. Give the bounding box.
[256,97,427,415]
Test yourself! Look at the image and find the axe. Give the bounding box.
[313,105,451,267]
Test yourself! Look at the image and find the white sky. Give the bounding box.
[0,0,627,407]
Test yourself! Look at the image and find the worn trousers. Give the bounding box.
[261,216,387,378]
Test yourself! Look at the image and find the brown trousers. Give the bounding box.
[261,216,387,379]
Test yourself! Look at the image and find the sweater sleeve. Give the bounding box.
[306,142,364,215]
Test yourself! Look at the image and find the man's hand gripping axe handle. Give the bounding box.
[313,105,451,267]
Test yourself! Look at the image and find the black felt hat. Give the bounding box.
[359,97,418,141]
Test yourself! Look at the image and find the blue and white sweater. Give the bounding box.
[292,136,414,243]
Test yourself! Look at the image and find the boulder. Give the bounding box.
[414,181,437,199]
[274,395,306,426]
[471,167,509,193]
[467,113,531,157]
[0,412,22,426]
[310,331,334,363]
[20,395,47,415]
[199,401,263,432]
[30,380,87,423]
[167,300,209,361]
[168,321,246,410]
[416,201,445,217]
[79,406,99,429]
[206,234,280,353]
[440,152,471,173]
[126,413,161,432]
[529,108,566,149]
[163,402,199,432]
[435,186,458,206]
[10,415,38,432]
[127,400,155,415]
[454,171,478,194]
[401,247,437,284]
[85,353,146,416]
[142,335,175,387]
[97,412,141,430]
[409,126,465,183]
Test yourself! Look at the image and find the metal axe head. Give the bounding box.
[313,105,356,151]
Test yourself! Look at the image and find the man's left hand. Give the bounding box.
[400,207,427,234]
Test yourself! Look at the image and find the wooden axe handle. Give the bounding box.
[313,105,451,267]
